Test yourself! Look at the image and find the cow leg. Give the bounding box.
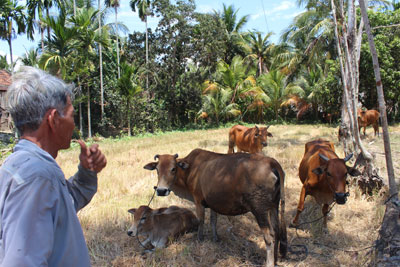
[228,140,235,154]
[322,204,330,227]
[373,123,379,137]
[253,208,278,267]
[363,126,366,136]
[195,204,205,241]
[210,209,219,242]
[291,185,307,226]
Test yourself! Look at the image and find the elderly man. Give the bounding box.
[0,67,107,266]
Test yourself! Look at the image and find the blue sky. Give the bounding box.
[0,0,304,62]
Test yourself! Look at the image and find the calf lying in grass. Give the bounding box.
[127,205,198,249]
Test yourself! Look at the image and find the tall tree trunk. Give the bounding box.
[40,26,44,52]
[145,15,149,91]
[332,0,383,194]
[115,7,120,79]
[359,1,399,264]
[78,76,83,135]
[46,7,51,41]
[127,98,131,137]
[99,0,104,119]
[8,37,13,74]
[87,85,92,138]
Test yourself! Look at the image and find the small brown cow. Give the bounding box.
[357,108,380,136]
[228,125,273,154]
[127,205,198,249]
[291,139,361,227]
[144,149,287,267]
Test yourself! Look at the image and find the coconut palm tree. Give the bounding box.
[69,7,110,138]
[130,0,151,90]
[239,31,275,76]
[0,0,26,74]
[215,4,249,64]
[117,62,143,136]
[258,69,304,120]
[199,81,241,125]
[39,11,76,78]
[105,0,121,79]
[21,48,40,67]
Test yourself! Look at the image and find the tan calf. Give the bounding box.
[228,125,273,154]
[127,205,198,249]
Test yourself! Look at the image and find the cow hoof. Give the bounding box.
[197,234,204,242]
[212,235,220,242]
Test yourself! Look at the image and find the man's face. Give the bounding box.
[56,96,75,150]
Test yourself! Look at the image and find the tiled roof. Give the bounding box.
[0,70,11,92]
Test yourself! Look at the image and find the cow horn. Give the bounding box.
[319,153,330,162]
[154,154,160,161]
[174,153,179,159]
[266,125,270,130]
[344,153,353,162]
[255,125,259,130]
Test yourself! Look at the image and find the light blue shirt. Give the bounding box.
[0,139,98,267]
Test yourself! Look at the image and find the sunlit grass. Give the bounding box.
[57,124,400,266]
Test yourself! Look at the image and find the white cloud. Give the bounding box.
[274,1,295,12]
[249,1,297,21]
[283,11,303,19]
[197,5,215,14]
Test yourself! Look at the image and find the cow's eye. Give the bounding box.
[171,167,176,173]
[327,172,332,177]
[141,217,146,221]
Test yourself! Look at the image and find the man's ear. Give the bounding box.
[47,109,58,132]
[128,208,136,214]
[143,162,157,170]
[312,167,325,175]
[177,160,189,169]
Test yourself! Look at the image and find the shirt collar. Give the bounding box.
[14,139,59,167]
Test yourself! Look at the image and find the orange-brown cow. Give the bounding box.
[291,139,360,227]
[127,205,198,249]
[357,108,380,136]
[228,125,273,154]
[144,149,287,267]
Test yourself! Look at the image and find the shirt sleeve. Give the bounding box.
[1,177,57,267]
[66,164,98,212]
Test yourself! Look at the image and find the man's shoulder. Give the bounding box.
[1,150,59,186]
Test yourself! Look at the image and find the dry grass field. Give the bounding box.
[57,123,400,267]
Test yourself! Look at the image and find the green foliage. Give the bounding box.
[359,6,400,121]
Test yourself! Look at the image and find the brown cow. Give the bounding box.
[357,108,380,136]
[228,125,273,154]
[144,149,287,267]
[127,205,198,249]
[291,139,361,227]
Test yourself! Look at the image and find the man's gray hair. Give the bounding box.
[7,67,75,135]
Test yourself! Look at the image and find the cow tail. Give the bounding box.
[276,166,287,257]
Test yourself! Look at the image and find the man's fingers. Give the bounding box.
[77,140,90,157]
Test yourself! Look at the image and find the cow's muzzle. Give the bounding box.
[127,230,134,236]
[156,187,171,196]
[262,142,268,147]
[334,192,349,205]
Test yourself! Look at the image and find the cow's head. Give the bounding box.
[254,125,273,147]
[143,154,189,196]
[312,153,361,204]
[127,205,152,237]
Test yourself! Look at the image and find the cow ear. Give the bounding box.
[267,132,273,137]
[143,162,157,170]
[312,167,325,175]
[128,208,136,214]
[347,166,361,177]
[177,160,189,169]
